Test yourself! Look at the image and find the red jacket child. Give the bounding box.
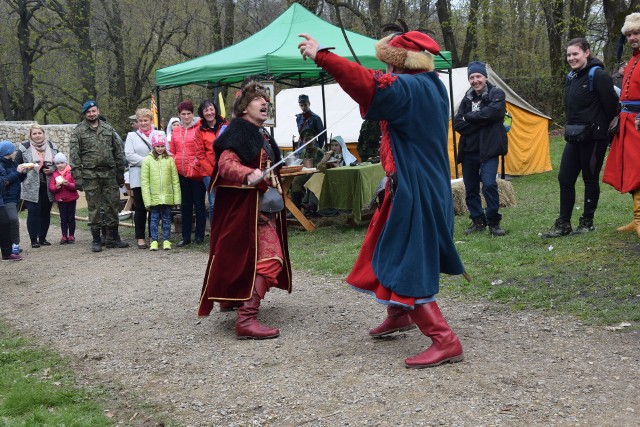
[49,164,80,203]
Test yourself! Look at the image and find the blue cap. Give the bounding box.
[468,61,488,78]
[81,100,97,114]
[0,140,16,157]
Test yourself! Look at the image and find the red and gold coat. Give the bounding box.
[198,118,291,317]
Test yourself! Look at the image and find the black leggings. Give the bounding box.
[132,187,150,239]
[0,206,12,257]
[25,183,53,242]
[558,139,608,222]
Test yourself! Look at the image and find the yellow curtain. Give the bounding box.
[448,103,552,179]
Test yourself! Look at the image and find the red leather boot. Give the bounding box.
[369,305,416,337]
[404,302,463,368]
[235,275,279,340]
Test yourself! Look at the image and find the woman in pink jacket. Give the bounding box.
[171,100,211,246]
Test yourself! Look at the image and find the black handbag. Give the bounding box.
[259,187,284,214]
[564,123,592,143]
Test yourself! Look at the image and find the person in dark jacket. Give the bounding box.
[0,140,29,260]
[453,61,508,236]
[542,38,619,237]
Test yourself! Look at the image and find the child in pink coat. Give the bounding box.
[49,153,79,244]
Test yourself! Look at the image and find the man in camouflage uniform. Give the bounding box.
[69,100,129,252]
[356,119,381,162]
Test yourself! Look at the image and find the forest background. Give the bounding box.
[2,0,638,135]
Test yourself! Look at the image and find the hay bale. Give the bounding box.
[451,178,516,216]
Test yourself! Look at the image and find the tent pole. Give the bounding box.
[321,76,327,149]
[449,71,459,179]
[156,87,162,131]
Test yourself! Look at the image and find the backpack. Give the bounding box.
[503,111,512,132]
[565,66,601,92]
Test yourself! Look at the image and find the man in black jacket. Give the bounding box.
[454,61,508,236]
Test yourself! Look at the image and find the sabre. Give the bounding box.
[247,128,328,186]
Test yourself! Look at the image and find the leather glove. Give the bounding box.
[116,174,125,187]
[75,180,83,192]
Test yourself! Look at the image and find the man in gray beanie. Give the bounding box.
[453,61,508,236]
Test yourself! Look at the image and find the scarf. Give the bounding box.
[29,139,53,170]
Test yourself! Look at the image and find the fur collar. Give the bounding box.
[214,118,281,165]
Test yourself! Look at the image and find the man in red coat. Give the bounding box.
[198,82,292,339]
[603,12,640,238]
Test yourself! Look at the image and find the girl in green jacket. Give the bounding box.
[141,135,181,251]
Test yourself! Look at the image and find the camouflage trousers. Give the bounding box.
[84,177,120,233]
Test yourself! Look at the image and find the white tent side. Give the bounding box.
[273,84,363,147]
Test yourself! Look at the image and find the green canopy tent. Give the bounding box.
[155,3,452,88]
[154,2,456,155]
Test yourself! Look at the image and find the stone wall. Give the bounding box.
[0,121,76,156]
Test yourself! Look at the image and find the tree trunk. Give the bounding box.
[15,0,37,120]
[436,0,460,66]
[460,0,480,65]
[541,0,566,119]
[72,0,97,100]
[205,0,223,51]
[223,0,236,47]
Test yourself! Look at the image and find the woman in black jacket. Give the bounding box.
[542,38,619,237]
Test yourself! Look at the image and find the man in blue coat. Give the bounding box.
[299,29,466,368]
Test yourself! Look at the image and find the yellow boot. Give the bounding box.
[618,191,640,232]
[633,190,640,238]
[617,220,635,232]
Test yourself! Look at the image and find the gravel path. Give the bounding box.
[2,224,639,426]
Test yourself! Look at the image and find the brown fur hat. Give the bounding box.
[622,12,640,35]
[375,31,440,71]
[233,81,269,118]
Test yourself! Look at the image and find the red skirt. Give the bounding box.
[346,188,434,308]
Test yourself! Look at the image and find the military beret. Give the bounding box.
[82,100,97,114]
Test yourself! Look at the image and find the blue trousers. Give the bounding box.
[462,153,501,224]
[202,176,215,224]
[149,205,172,241]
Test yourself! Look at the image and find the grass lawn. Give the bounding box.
[287,136,640,326]
[0,322,112,426]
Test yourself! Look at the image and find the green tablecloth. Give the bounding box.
[318,162,386,223]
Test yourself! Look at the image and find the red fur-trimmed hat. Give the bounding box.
[375,31,440,71]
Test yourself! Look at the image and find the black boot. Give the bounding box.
[570,216,595,234]
[101,225,107,246]
[91,230,103,252]
[464,217,487,235]
[488,221,506,236]
[105,228,129,248]
[541,218,572,238]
